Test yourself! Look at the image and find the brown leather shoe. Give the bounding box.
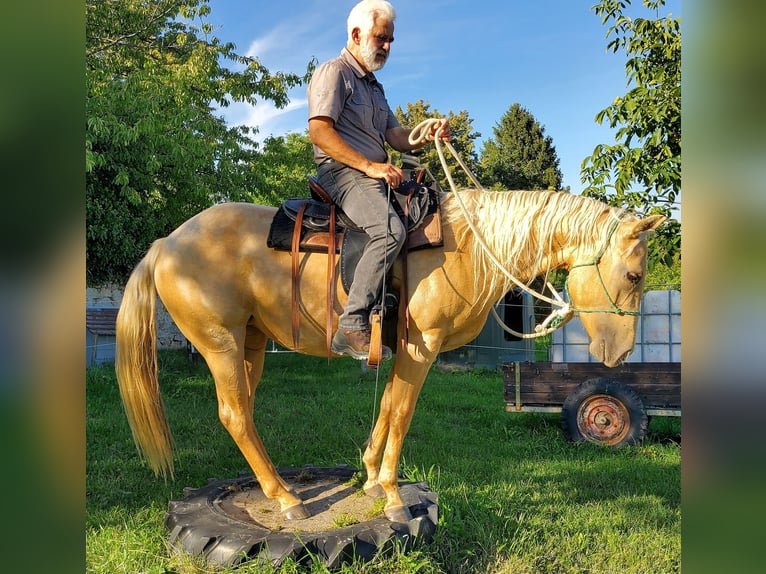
[331,329,392,361]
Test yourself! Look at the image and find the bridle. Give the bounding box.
[565,214,642,317]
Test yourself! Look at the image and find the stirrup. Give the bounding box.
[367,306,385,368]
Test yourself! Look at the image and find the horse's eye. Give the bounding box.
[627,271,642,285]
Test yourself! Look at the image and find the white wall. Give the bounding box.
[86,284,186,350]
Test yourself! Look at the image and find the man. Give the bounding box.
[308,0,449,361]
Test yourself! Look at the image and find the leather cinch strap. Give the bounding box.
[400,169,425,347]
[308,175,338,359]
[291,202,307,350]
[326,204,336,358]
[305,176,338,358]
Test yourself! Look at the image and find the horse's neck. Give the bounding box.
[525,247,574,279]
[454,190,598,305]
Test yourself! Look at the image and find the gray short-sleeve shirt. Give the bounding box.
[308,48,400,165]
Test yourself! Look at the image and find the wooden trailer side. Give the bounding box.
[504,362,681,416]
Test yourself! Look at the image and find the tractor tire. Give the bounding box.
[165,465,438,569]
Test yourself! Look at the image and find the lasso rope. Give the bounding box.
[409,119,574,338]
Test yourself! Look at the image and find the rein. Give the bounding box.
[408,119,638,338]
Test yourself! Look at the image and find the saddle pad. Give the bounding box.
[267,187,443,255]
[282,198,360,232]
[266,206,343,253]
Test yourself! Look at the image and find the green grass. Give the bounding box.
[87,350,680,573]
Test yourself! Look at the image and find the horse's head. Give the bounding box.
[566,214,666,367]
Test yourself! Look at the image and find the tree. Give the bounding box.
[479,103,564,191]
[86,0,311,283]
[392,100,481,190]
[581,0,681,214]
[581,0,681,284]
[252,132,317,205]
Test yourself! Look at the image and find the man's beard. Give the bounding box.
[360,38,388,72]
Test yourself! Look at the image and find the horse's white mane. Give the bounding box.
[440,189,626,299]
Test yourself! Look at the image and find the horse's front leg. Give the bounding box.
[373,352,432,522]
[362,372,394,499]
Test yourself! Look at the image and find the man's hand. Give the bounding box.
[425,118,451,142]
[366,161,403,188]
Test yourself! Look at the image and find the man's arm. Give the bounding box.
[385,126,417,153]
[309,116,404,187]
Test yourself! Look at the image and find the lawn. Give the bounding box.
[86,350,680,573]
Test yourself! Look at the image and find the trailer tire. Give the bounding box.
[561,378,647,446]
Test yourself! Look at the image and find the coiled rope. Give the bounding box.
[408,119,573,338]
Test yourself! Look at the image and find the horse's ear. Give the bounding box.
[625,214,667,239]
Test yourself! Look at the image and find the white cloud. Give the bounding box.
[244,7,342,73]
[245,28,283,62]
[221,6,346,141]
[224,96,309,143]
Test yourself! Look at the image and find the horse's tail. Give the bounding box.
[115,239,175,479]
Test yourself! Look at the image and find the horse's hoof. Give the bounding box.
[384,504,413,523]
[364,483,386,499]
[284,502,310,520]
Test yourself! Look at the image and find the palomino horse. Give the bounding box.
[115,189,664,522]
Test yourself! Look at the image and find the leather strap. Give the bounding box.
[399,169,426,346]
[400,188,415,347]
[291,203,307,350]
[307,176,338,357]
[326,205,337,357]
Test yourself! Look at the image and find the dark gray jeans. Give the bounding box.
[317,162,406,331]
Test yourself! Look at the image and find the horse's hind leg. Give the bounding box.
[243,327,268,414]
[205,328,309,519]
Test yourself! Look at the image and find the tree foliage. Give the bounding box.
[581,0,681,214]
[86,0,311,283]
[479,103,564,191]
[392,100,481,190]
[582,0,681,283]
[253,132,317,205]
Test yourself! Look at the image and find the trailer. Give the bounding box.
[502,288,681,447]
[503,361,680,446]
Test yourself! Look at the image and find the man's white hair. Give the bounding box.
[346,0,396,42]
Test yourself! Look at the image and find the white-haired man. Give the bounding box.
[308,0,449,360]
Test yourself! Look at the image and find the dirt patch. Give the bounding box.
[218,476,384,533]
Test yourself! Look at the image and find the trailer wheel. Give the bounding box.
[561,378,647,446]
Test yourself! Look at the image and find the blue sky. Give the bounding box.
[205,0,680,193]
